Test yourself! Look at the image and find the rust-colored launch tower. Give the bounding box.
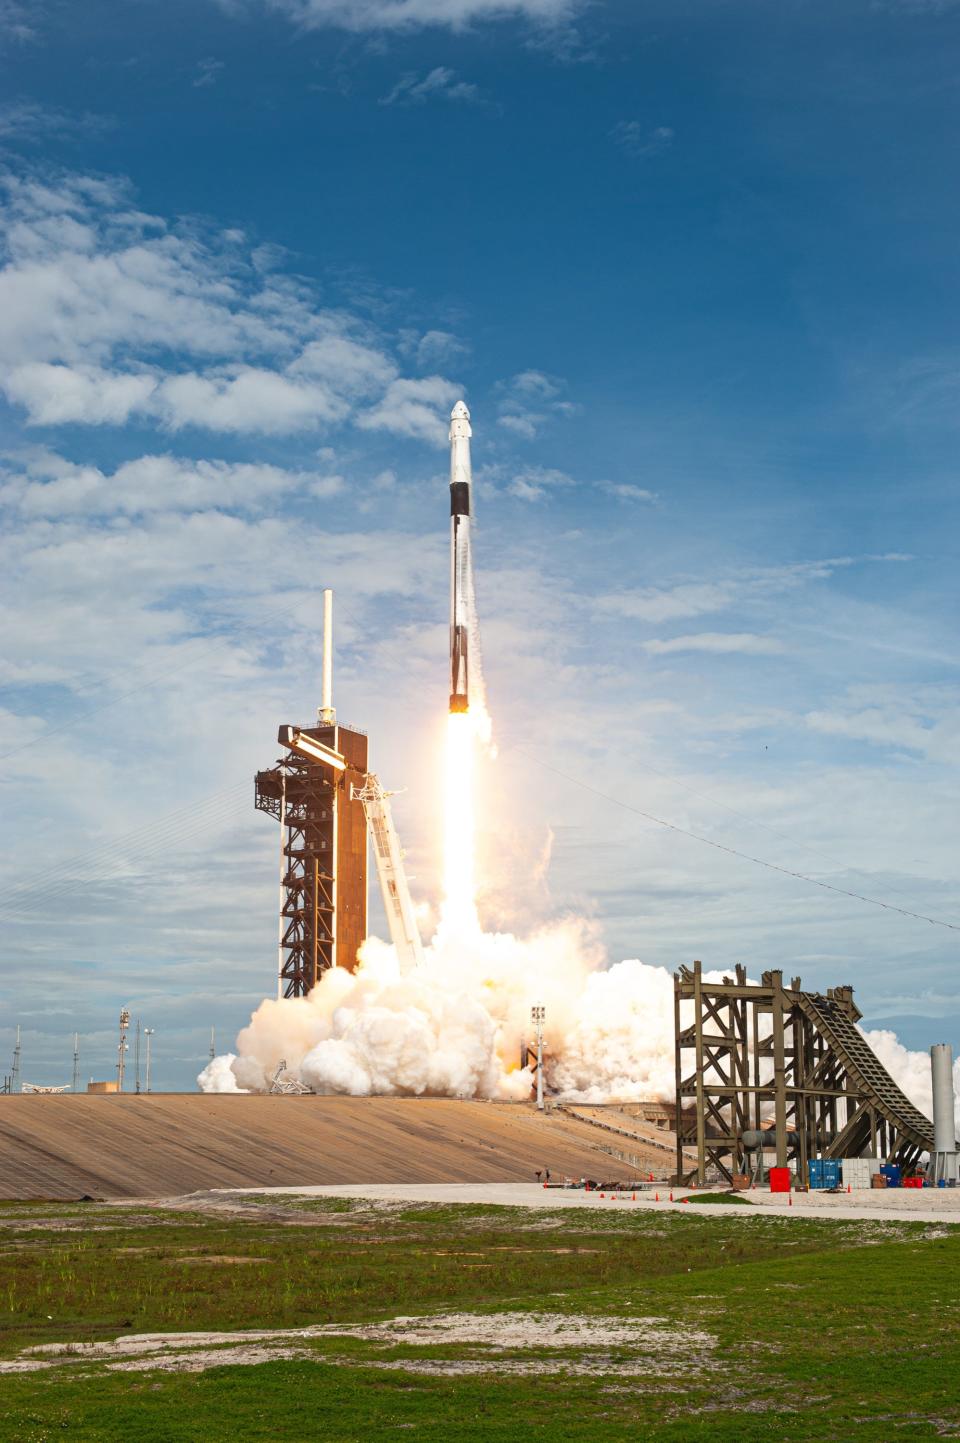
[254,593,369,996]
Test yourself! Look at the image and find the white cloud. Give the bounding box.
[220,0,579,33]
[598,556,912,623]
[0,450,325,517]
[804,688,956,761]
[413,330,468,368]
[644,632,784,657]
[0,101,110,142]
[194,58,225,88]
[0,172,456,442]
[602,482,657,502]
[380,67,482,106]
[506,465,575,501]
[496,369,574,440]
[357,375,462,445]
[598,581,735,623]
[4,363,158,426]
[611,122,674,159]
[0,0,34,42]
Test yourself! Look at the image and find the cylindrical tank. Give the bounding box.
[931,1044,956,1156]
[930,1043,958,1182]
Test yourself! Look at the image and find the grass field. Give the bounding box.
[1,1194,959,1441]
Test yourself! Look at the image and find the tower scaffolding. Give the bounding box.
[675,960,945,1186]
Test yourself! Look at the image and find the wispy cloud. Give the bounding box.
[0,449,337,517]
[0,101,110,143]
[644,632,784,657]
[193,57,225,88]
[380,67,482,107]
[601,481,657,503]
[0,0,35,44]
[611,121,674,159]
[598,556,912,622]
[403,329,469,369]
[218,0,582,34]
[496,369,575,439]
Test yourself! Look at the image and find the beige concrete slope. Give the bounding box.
[0,1095,665,1200]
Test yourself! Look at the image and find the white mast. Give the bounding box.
[319,588,336,725]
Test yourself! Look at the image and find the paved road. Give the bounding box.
[220,1181,960,1223]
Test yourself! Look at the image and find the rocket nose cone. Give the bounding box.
[451,400,470,421]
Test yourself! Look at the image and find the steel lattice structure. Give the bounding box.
[256,723,368,998]
[674,960,937,1186]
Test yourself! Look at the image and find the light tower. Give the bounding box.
[71,1033,79,1094]
[531,1004,546,1111]
[11,1025,21,1094]
[117,1009,130,1092]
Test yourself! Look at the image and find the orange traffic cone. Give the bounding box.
[789,1194,793,1207]
[669,1191,674,1202]
[632,1193,636,1201]
[847,1184,851,1194]
[655,1192,660,1202]
[600,1192,605,1198]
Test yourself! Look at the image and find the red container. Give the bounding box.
[769,1167,791,1193]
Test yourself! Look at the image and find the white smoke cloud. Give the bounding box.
[200,927,959,1142]
[861,1027,960,1135]
[200,918,676,1102]
[197,1052,248,1093]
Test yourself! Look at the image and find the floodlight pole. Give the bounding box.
[144,1029,155,1094]
[531,1004,546,1111]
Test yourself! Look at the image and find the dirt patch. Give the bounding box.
[9,1310,718,1379]
[173,1256,268,1265]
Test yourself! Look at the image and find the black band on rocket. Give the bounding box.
[450,482,470,518]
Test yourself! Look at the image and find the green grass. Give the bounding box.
[684,1190,753,1204]
[1,1196,959,1440]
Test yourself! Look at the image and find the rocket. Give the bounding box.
[449,400,473,714]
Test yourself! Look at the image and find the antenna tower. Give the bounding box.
[71,1033,79,1093]
[11,1025,21,1095]
[117,1009,130,1092]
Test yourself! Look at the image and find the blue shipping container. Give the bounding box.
[808,1159,841,1189]
[880,1164,901,1188]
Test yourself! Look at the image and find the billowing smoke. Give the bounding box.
[199,920,676,1103]
[199,926,959,1134]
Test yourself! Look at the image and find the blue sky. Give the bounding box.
[0,0,958,1091]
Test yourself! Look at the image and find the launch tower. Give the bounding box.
[255,592,368,996]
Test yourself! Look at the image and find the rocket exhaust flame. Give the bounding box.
[442,710,479,935]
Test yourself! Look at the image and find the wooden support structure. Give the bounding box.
[674,961,935,1185]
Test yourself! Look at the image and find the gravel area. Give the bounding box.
[217,1181,960,1223]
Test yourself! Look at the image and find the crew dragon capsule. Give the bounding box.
[449,400,473,715]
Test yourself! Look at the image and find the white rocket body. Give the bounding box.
[449,400,472,714]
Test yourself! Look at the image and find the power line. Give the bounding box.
[514,746,960,933]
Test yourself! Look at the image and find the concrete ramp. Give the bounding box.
[0,1094,665,1200]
